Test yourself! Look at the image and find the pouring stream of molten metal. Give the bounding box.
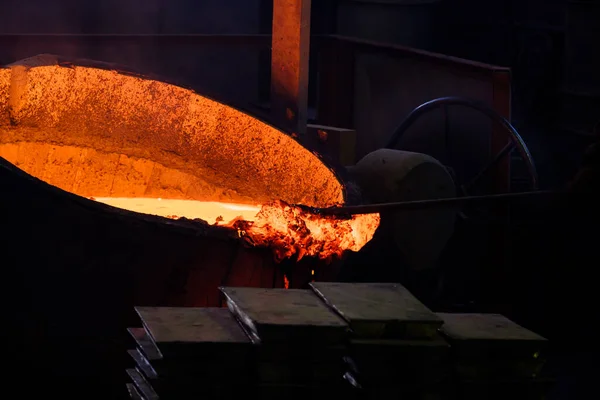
[92,197,380,262]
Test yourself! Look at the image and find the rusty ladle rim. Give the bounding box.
[2,54,353,206]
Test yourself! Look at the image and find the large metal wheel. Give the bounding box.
[385,96,538,219]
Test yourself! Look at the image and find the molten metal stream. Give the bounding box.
[91,197,380,262]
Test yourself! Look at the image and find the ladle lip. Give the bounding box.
[3,54,348,205]
[2,54,358,207]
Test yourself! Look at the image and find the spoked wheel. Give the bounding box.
[385,96,539,220]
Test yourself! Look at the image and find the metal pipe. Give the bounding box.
[301,190,560,216]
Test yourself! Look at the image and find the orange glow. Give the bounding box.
[90,197,380,262]
[283,275,290,289]
[92,197,260,225]
[232,200,380,262]
[0,58,345,208]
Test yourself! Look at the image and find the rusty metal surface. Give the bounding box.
[270,0,312,136]
[0,67,8,126]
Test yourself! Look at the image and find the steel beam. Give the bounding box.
[0,33,271,47]
[270,0,312,136]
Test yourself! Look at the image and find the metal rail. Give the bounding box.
[0,33,271,43]
[300,190,560,216]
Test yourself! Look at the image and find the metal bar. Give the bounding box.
[303,190,559,216]
[324,35,511,78]
[463,141,516,192]
[0,33,273,47]
[270,0,312,136]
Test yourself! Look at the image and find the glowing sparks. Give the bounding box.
[284,275,290,289]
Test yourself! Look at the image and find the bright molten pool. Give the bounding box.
[92,197,261,225]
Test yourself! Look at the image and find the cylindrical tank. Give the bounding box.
[336,0,441,50]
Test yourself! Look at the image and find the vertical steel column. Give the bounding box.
[270,0,312,136]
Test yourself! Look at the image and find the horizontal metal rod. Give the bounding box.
[306,190,561,216]
[0,33,269,38]
[0,33,274,47]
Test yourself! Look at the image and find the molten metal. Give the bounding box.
[92,197,261,224]
[233,200,380,262]
[91,197,380,262]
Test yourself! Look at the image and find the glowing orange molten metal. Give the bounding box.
[91,197,380,262]
[233,200,380,262]
[92,198,261,225]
